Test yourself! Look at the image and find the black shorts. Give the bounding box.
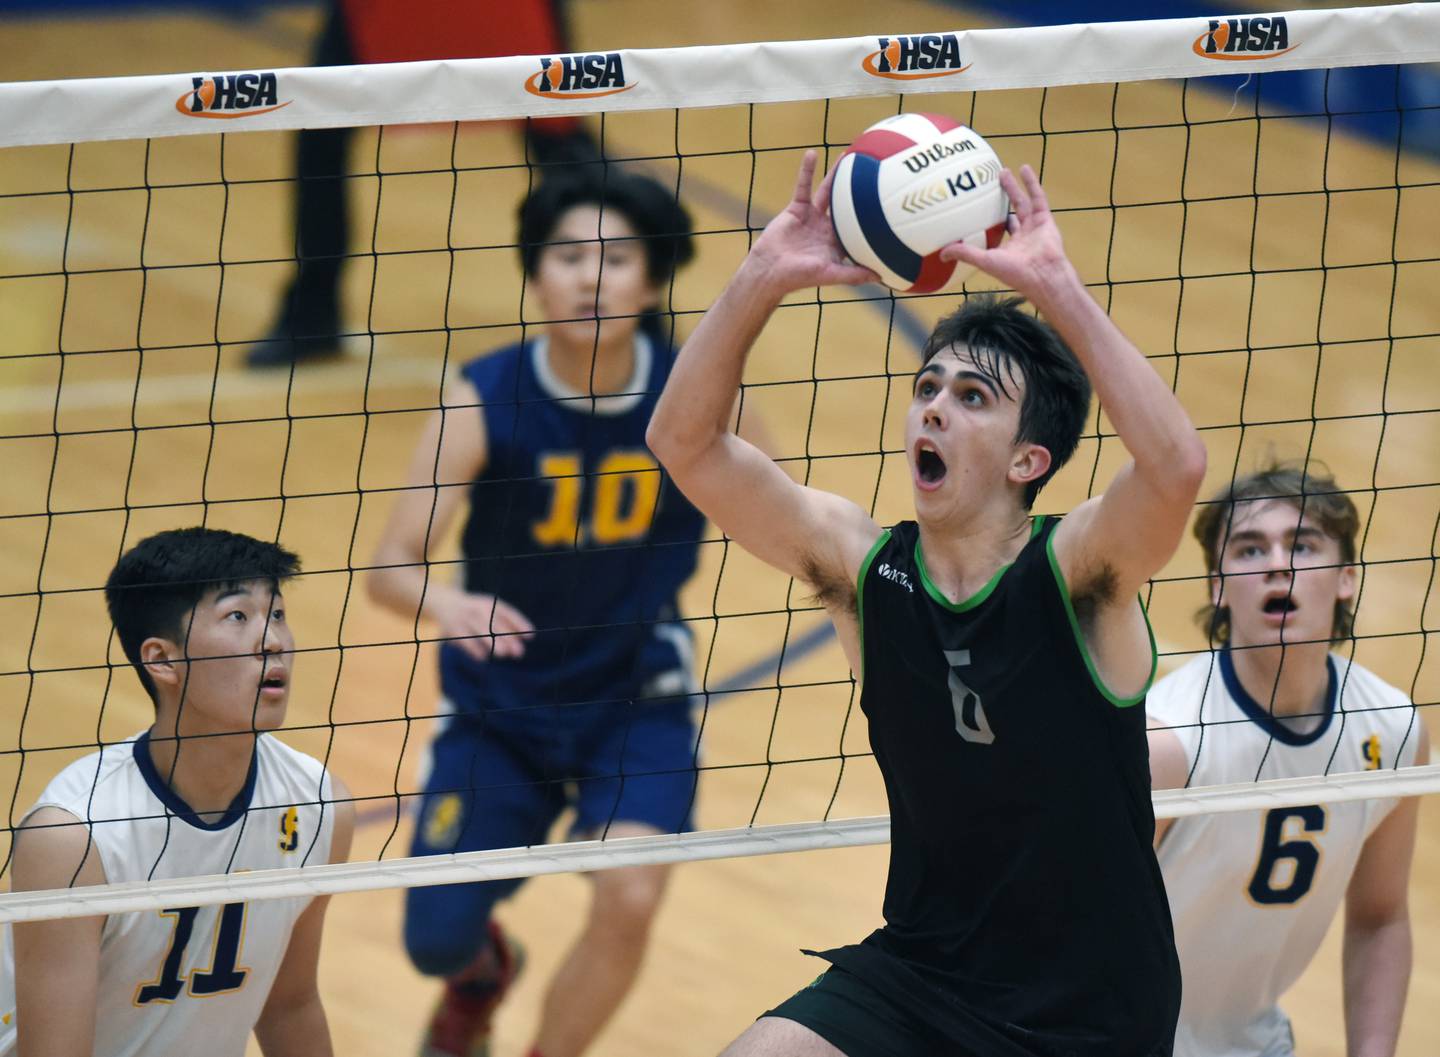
[764,966,959,1057]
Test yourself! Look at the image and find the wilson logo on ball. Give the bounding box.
[902,138,975,175]
[525,53,637,99]
[1193,16,1297,60]
[862,34,970,80]
[176,73,290,119]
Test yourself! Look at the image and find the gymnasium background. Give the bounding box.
[2,2,1437,1055]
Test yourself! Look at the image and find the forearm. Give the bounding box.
[1028,263,1203,487]
[367,548,462,626]
[15,1008,94,1057]
[1343,915,1411,1057]
[255,992,333,1057]
[649,260,784,467]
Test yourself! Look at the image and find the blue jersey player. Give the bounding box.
[368,170,701,1057]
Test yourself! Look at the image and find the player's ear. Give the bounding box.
[1009,443,1051,489]
[1336,560,1358,603]
[1209,573,1224,610]
[140,636,181,688]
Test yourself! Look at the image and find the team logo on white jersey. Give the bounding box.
[278,806,299,852]
[1363,734,1382,770]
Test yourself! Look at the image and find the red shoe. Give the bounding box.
[418,922,526,1057]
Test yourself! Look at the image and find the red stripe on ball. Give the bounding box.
[985,220,1007,249]
[846,129,917,160]
[907,251,955,294]
[918,112,962,134]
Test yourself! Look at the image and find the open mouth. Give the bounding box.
[260,670,288,692]
[1262,596,1297,615]
[916,444,947,486]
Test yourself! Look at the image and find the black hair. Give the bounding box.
[105,527,301,707]
[1193,461,1359,643]
[921,294,1092,508]
[517,167,695,286]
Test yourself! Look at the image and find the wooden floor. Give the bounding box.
[1,1,1438,1054]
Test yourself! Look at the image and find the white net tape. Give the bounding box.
[5,765,1439,923]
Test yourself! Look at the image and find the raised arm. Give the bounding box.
[647,151,882,597]
[366,380,534,661]
[12,808,105,1057]
[945,166,1207,597]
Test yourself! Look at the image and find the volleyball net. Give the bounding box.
[3,3,1440,921]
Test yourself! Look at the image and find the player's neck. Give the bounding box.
[145,718,258,822]
[1227,640,1331,719]
[546,328,637,396]
[914,508,1033,605]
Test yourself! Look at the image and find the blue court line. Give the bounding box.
[708,619,838,696]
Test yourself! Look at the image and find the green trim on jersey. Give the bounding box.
[1043,528,1158,708]
[855,529,892,686]
[914,516,1043,613]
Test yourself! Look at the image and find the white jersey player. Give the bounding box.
[1149,465,1428,1057]
[0,528,354,1057]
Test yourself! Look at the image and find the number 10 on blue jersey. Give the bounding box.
[532,450,661,547]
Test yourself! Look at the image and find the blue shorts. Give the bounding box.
[403,689,700,976]
[410,694,699,859]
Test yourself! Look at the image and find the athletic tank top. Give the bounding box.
[0,732,335,1057]
[816,517,1181,1056]
[440,334,705,726]
[1149,650,1420,1057]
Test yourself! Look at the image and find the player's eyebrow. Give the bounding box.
[913,363,1001,398]
[1223,529,1267,547]
[913,362,944,388]
[211,581,280,605]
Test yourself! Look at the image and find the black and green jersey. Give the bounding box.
[813,516,1180,1056]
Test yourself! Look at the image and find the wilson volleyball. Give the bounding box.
[829,113,1009,294]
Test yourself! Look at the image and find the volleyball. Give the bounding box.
[829,113,1009,294]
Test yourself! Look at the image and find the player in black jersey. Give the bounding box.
[648,154,1206,1057]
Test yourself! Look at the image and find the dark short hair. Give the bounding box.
[1192,462,1360,643]
[517,168,695,285]
[105,528,300,706]
[922,294,1092,509]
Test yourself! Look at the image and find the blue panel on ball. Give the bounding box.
[849,153,919,283]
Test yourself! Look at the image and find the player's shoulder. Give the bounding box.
[1333,653,1415,729]
[12,805,107,889]
[456,338,530,393]
[29,735,146,819]
[1145,651,1222,724]
[254,733,331,789]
